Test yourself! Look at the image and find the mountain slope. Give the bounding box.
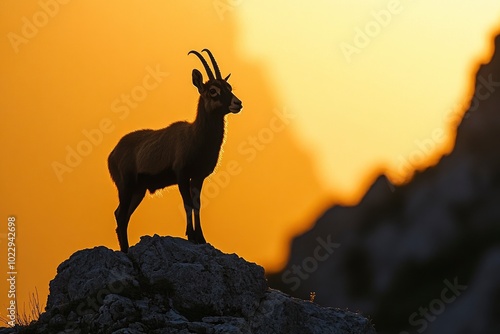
[269,33,500,334]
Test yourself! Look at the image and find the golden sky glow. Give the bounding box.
[239,0,500,197]
[1,0,500,321]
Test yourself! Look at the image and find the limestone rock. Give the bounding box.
[19,235,374,334]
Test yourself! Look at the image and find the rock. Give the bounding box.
[252,289,374,334]
[22,235,375,333]
[46,246,140,313]
[128,235,267,319]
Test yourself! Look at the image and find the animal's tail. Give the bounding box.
[107,148,120,186]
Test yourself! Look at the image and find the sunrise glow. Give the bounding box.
[1,0,500,320]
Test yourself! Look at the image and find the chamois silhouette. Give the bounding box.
[108,49,242,252]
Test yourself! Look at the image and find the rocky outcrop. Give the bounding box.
[268,33,500,334]
[11,235,375,334]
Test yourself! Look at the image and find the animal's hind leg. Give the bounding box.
[115,187,146,253]
[115,203,131,252]
[127,188,146,220]
[115,188,133,253]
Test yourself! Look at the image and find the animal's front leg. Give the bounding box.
[191,178,206,244]
[178,177,195,242]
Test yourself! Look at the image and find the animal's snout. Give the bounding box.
[229,96,242,114]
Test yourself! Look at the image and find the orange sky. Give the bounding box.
[1,0,500,323]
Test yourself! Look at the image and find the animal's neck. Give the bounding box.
[193,102,225,147]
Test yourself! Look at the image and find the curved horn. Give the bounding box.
[188,50,215,81]
[202,49,222,80]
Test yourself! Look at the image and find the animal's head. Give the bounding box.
[188,49,242,115]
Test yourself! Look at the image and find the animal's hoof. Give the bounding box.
[187,234,197,243]
[196,235,206,244]
[187,237,206,244]
[187,232,206,244]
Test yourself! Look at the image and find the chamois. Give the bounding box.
[107,49,242,252]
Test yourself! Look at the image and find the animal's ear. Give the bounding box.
[192,69,204,93]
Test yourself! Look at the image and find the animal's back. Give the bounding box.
[108,122,192,186]
[134,121,192,175]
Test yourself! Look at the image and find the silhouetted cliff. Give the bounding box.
[269,33,500,334]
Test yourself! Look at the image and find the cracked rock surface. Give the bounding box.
[9,235,375,334]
